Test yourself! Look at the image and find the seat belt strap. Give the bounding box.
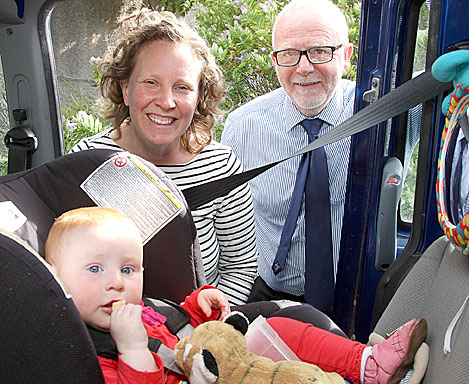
[183,70,452,210]
[154,343,185,375]
[142,298,192,375]
[143,297,194,338]
[6,143,30,174]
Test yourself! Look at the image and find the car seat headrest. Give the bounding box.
[433,51,469,255]
[0,149,205,302]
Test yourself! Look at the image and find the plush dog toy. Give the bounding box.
[174,312,430,384]
[174,312,345,384]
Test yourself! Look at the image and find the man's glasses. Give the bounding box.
[272,44,343,67]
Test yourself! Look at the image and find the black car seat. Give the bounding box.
[0,229,105,383]
[0,149,206,381]
[0,149,205,302]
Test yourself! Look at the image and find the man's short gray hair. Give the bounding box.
[272,0,349,46]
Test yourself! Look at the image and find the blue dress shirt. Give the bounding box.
[221,80,355,296]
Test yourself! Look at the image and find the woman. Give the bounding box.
[71,7,257,305]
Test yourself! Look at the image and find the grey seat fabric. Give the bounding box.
[373,236,469,383]
[0,149,205,302]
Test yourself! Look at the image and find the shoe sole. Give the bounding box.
[388,318,428,384]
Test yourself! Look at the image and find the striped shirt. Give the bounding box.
[221,80,355,297]
[71,134,258,305]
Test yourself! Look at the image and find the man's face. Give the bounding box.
[52,223,143,332]
[272,8,352,117]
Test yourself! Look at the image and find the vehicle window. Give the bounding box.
[49,1,118,153]
[0,57,8,174]
[400,0,429,222]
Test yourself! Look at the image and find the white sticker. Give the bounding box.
[0,201,27,232]
[81,153,183,244]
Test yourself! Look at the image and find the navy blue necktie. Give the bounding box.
[272,119,334,311]
[452,137,467,222]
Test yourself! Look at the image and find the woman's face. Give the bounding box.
[120,40,202,158]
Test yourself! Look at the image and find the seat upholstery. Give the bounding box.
[373,236,469,383]
[0,149,205,302]
[0,230,105,382]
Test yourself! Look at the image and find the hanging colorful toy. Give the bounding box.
[433,48,469,254]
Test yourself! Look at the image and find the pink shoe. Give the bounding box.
[364,318,428,384]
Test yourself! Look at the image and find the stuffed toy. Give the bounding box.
[174,312,345,384]
[174,312,429,384]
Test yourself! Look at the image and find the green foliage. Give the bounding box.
[0,156,6,176]
[63,110,110,153]
[335,0,361,79]
[413,2,429,73]
[89,56,104,84]
[61,78,111,153]
[157,0,194,14]
[201,0,285,110]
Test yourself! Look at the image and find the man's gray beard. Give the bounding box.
[292,92,327,112]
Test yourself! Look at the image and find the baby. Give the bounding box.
[45,206,229,382]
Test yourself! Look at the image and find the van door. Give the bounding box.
[334,0,469,342]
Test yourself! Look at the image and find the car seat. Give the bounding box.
[0,228,105,382]
[0,149,207,381]
[0,149,205,302]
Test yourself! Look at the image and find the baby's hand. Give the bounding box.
[110,303,147,352]
[110,303,157,372]
[198,289,230,321]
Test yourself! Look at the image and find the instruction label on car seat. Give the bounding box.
[81,153,183,244]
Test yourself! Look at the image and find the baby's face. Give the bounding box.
[53,222,143,332]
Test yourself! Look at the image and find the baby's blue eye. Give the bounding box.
[88,265,102,273]
[121,266,133,274]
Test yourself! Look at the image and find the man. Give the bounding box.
[221,0,355,311]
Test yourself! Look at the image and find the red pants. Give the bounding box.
[267,317,366,384]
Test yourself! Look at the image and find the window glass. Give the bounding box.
[49,1,118,152]
[400,1,429,222]
[0,57,8,175]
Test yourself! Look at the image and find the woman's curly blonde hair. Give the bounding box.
[99,7,225,154]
